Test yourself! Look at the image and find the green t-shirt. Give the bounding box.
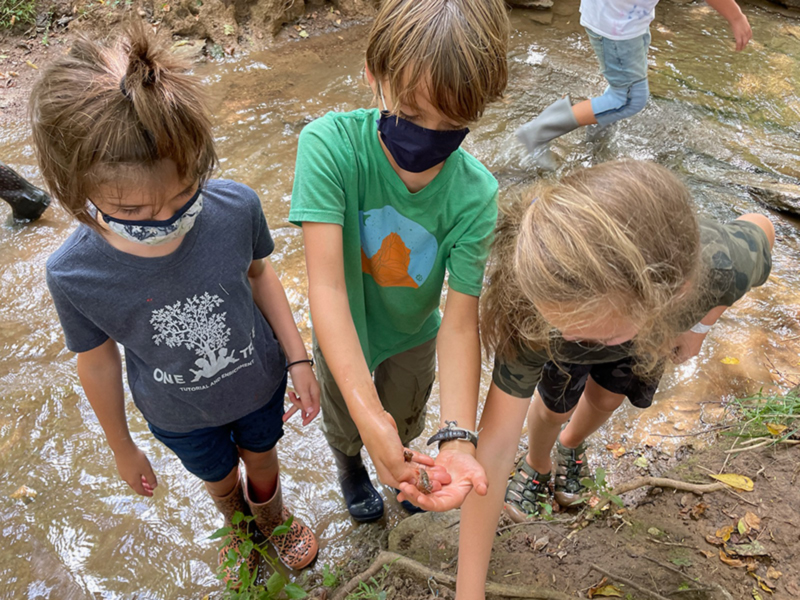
[493,218,773,399]
[289,109,498,370]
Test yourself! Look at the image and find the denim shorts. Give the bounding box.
[586,27,651,88]
[537,358,662,414]
[149,375,287,482]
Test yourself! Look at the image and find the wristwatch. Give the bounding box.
[426,420,479,449]
[690,322,712,335]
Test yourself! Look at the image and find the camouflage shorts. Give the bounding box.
[538,357,662,414]
[312,334,436,456]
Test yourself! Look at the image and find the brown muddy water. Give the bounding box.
[2,2,800,598]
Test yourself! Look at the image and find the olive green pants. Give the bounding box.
[313,335,437,457]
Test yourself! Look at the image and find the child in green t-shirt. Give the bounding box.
[289,0,510,521]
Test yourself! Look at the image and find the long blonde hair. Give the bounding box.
[481,160,705,375]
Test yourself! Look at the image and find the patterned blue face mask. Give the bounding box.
[99,188,203,246]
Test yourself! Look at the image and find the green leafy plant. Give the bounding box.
[210,511,308,600]
[345,563,393,600]
[0,0,37,30]
[322,564,342,588]
[581,467,624,512]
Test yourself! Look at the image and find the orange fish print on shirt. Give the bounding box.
[361,232,418,288]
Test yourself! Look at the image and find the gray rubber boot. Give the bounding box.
[515,97,580,170]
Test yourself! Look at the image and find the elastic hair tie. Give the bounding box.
[119,75,133,101]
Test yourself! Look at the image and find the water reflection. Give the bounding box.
[2,2,800,597]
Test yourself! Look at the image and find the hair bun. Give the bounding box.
[124,22,164,89]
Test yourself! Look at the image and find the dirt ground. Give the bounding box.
[327,440,800,600]
[0,0,369,127]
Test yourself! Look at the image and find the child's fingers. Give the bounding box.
[130,475,151,497]
[283,404,301,422]
[143,465,158,489]
[404,449,435,467]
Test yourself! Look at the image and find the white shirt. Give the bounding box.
[580,0,659,40]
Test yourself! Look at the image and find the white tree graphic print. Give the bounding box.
[150,292,239,382]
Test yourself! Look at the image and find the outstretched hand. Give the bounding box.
[397,445,487,512]
[361,411,440,488]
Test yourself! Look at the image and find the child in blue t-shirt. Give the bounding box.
[30,24,319,582]
[516,0,752,168]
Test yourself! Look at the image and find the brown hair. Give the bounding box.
[366,0,509,124]
[481,160,705,376]
[29,21,217,229]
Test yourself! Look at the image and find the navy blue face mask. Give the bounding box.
[376,87,469,173]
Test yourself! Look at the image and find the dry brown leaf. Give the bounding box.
[710,473,754,492]
[766,567,782,580]
[716,525,734,542]
[701,549,716,558]
[533,536,550,552]
[691,502,709,520]
[588,578,623,598]
[719,549,746,568]
[606,442,626,459]
[705,534,724,546]
[744,512,761,531]
[750,573,775,593]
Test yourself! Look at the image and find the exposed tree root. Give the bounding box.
[594,476,728,513]
[590,564,671,600]
[331,551,579,600]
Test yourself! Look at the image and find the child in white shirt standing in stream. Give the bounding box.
[516,0,753,168]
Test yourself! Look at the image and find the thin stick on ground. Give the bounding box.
[724,438,800,453]
[630,553,721,595]
[332,551,579,600]
[589,564,671,600]
[594,477,727,513]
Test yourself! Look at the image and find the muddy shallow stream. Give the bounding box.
[2,2,800,598]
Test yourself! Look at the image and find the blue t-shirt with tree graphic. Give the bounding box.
[46,179,285,432]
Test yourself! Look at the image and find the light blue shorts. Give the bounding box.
[586,28,651,127]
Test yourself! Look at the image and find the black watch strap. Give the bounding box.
[426,420,479,449]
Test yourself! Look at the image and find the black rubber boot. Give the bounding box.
[0,162,51,222]
[393,488,426,515]
[329,446,384,522]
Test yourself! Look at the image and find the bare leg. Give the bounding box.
[559,376,625,449]
[571,100,598,127]
[204,465,240,497]
[456,383,530,600]
[239,447,280,502]
[525,390,573,474]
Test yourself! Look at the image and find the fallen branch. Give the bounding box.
[590,564,671,600]
[724,438,800,453]
[332,551,579,600]
[594,477,727,512]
